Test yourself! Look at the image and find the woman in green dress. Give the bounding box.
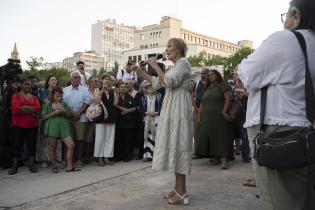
[41,87,78,173]
[196,69,232,169]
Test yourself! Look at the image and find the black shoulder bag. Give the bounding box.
[253,31,315,169]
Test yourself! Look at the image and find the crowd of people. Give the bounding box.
[2,1,315,206]
[0,38,250,204]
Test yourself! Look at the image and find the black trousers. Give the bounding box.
[12,126,37,159]
[114,128,134,162]
[0,115,13,168]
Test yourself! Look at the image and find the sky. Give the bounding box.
[0,0,289,68]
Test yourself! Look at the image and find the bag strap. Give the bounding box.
[259,31,315,130]
[292,31,315,124]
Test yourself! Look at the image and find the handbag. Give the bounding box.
[228,98,244,122]
[253,31,315,169]
[86,102,108,123]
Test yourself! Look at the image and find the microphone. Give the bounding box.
[139,53,164,67]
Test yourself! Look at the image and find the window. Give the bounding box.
[138,55,142,62]
[140,34,144,40]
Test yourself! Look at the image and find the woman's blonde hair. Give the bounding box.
[168,38,188,57]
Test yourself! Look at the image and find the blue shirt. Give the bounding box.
[63,85,91,122]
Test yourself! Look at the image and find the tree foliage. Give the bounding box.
[107,61,119,77]
[188,48,254,79]
[26,56,46,71]
[23,56,70,86]
[22,68,70,87]
[188,51,208,67]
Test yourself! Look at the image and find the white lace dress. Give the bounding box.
[151,57,193,175]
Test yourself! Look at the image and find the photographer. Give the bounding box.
[0,59,22,169]
[76,61,91,87]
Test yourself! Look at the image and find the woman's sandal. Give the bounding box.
[66,167,81,172]
[8,166,18,175]
[163,190,176,199]
[167,191,189,205]
[243,179,256,187]
[52,166,59,173]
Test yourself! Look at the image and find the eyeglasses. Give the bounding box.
[281,12,288,23]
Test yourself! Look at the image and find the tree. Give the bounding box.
[26,56,46,71]
[92,69,98,78]
[228,47,254,70]
[22,67,70,87]
[188,51,207,67]
[204,55,228,67]
[98,67,106,79]
[108,61,119,77]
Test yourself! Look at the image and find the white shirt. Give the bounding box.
[63,85,91,122]
[116,69,138,83]
[79,71,91,86]
[147,95,156,113]
[238,29,315,128]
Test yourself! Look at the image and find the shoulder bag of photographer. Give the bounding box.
[254,31,315,169]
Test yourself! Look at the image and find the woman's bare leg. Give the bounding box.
[48,137,58,167]
[62,137,75,170]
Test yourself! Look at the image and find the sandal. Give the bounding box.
[29,165,38,173]
[163,190,176,199]
[167,191,189,205]
[66,167,81,172]
[8,166,18,175]
[243,180,256,187]
[52,166,59,173]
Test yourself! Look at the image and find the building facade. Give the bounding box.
[63,50,105,73]
[43,62,63,69]
[124,16,253,66]
[91,19,137,70]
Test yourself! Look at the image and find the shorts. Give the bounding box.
[71,122,86,141]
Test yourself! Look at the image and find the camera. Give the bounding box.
[139,53,164,67]
[0,59,22,84]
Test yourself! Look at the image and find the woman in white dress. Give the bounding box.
[133,38,193,205]
[93,76,117,166]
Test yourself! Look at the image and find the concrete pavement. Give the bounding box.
[0,158,261,210]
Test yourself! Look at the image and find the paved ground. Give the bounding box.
[0,158,261,210]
